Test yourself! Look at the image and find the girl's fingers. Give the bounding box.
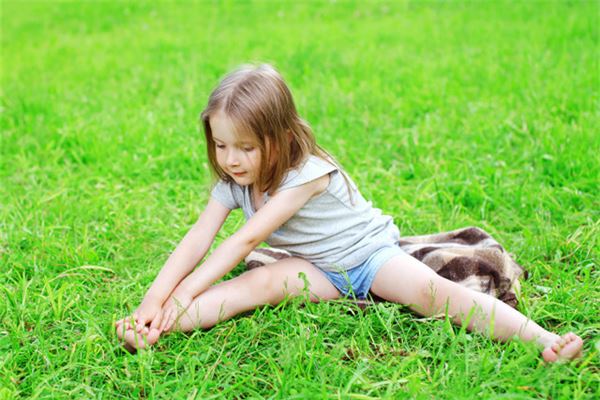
[160,309,173,333]
[136,314,148,332]
[116,315,133,327]
[159,309,170,332]
[150,309,163,331]
[115,318,143,334]
[166,309,175,331]
[157,312,165,332]
[166,309,179,332]
[135,317,143,332]
[162,313,170,332]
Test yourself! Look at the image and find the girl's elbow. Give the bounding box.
[245,236,263,251]
[230,232,262,252]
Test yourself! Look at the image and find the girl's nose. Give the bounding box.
[226,150,240,166]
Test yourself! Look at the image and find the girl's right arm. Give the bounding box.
[127,198,230,330]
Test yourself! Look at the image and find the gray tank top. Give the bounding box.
[211,155,400,272]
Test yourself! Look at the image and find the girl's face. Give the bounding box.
[210,110,262,187]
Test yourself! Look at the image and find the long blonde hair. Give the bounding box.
[201,63,351,198]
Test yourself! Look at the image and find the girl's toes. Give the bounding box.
[118,320,133,331]
[119,330,139,354]
[146,328,161,345]
[558,334,583,360]
[122,329,150,351]
[116,325,128,340]
[564,332,577,342]
[551,343,561,352]
[542,347,558,362]
[543,333,583,363]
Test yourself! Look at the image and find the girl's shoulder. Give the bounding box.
[279,155,338,191]
[210,179,245,210]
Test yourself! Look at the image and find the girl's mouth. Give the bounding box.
[232,172,246,177]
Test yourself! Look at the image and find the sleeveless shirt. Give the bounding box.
[210,155,400,272]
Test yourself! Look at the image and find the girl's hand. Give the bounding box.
[115,298,163,334]
[158,291,194,333]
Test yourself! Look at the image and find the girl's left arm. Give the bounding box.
[158,175,329,331]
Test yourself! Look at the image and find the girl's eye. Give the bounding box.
[242,147,255,152]
[216,144,225,149]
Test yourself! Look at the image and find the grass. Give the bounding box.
[1,0,599,398]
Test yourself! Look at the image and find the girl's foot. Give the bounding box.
[541,332,583,362]
[116,323,161,352]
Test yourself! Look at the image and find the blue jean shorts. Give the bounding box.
[321,245,405,299]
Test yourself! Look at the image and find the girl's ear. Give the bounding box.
[287,129,293,144]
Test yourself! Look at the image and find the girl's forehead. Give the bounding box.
[211,114,258,143]
[231,124,258,142]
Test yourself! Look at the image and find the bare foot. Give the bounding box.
[542,333,583,362]
[116,323,161,353]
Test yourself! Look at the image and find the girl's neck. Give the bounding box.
[251,185,266,210]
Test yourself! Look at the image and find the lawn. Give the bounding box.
[1,0,599,398]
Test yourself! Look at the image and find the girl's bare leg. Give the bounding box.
[117,257,339,349]
[370,252,583,362]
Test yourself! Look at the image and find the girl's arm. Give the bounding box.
[158,175,329,332]
[124,198,230,331]
[142,198,231,305]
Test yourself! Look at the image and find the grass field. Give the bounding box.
[1,0,599,398]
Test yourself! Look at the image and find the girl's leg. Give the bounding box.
[118,257,339,349]
[369,252,583,362]
[171,256,340,332]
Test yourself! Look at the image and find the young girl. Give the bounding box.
[115,64,583,362]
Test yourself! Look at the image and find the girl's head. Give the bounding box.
[201,64,326,194]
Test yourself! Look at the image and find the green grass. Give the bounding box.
[1,0,599,398]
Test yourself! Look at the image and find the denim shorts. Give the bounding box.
[321,245,405,299]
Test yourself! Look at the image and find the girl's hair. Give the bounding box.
[200,63,349,196]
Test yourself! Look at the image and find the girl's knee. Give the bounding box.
[424,275,479,312]
[414,275,456,310]
[241,266,275,298]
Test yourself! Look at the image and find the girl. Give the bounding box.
[115,64,582,362]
